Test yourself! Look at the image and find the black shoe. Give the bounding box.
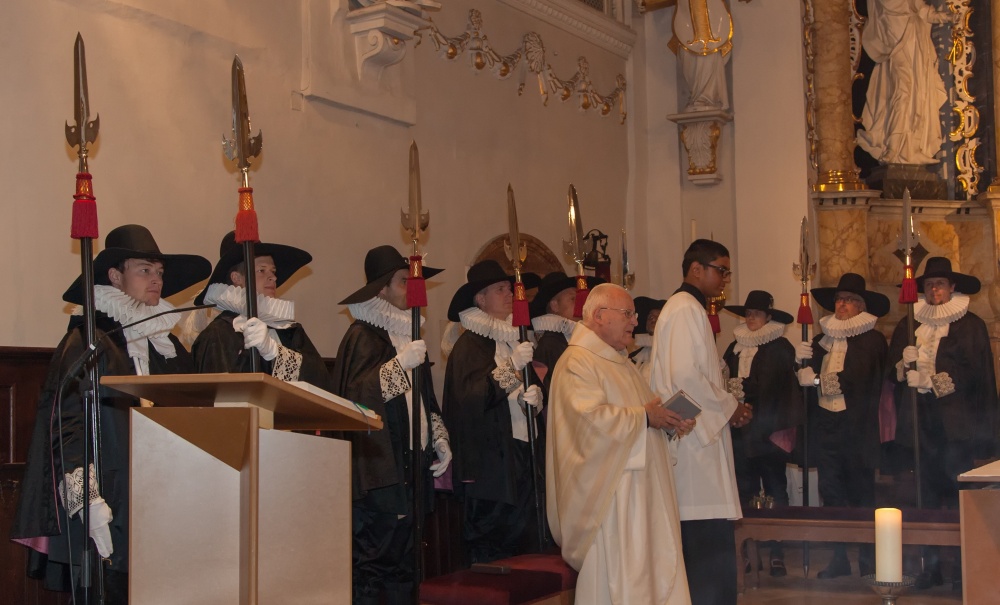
[817,558,851,579]
[770,558,787,578]
[914,569,943,590]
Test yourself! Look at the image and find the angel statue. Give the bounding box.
[667,0,737,112]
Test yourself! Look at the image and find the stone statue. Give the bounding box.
[669,0,734,112]
[856,0,954,165]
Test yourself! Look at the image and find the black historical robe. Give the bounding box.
[191,310,330,388]
[11,313,193,590]
[331,320,439,513]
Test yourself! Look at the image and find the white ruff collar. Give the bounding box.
[204,283,295,329]
[74,285,179,361]
[459,307,520,343]
[531,314,576,339]
[914,293,969,327]
[633,333,653,349]
[348,296,423,337]
[819,311,878,340]
[733,320,785,348]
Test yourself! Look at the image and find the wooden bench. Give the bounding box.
[734,506,960,590]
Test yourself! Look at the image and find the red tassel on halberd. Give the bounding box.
[407,255,427,308]
[71,172,99,239]
[797,293,814,325]
[708,313,721,334]
[573,276,589,318]
[234,187,260,243]
[512,282,530,327]
[899,265,918,304]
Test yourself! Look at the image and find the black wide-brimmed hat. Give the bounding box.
[724,290,793,325]
[633,296,667,335]
[339,245,444,305]
[447,259,540,321]
[63,224,211,304]
[529,271,605,318]
[811,273,890,317]
[915,256,980,295]
[194,231,312,305]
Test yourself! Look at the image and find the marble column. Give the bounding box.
[811,0,865,192]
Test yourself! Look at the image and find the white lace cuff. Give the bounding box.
[271,345,302,382]
[820,373,842,397]
[59,464,100,518]
[726,377,745,402]
[932,372,955,398]
[491,358,522,393]
[380,358,411,402]
[430,412,449,446]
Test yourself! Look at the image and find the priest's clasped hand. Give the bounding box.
[510,341,534,371]
[429,439,452,477]
[396,339,427,370]
[794,341,813,363]
[644,397,695,436]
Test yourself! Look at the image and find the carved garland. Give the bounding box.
[947,0,981,198]
[416,9,627,123]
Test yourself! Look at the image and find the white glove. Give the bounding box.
[794,342,813,363]
[89,497,114,559]
[510,341,534,371]
[395,340,427,371]
[519,384,543,411]
[902,346,919,365]
[798,367,817,387]
[907,370,933,390]
[429,440,452,478]
[242,317,279,361]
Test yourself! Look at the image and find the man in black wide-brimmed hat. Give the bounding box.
[529,271,604,401]
[332,245,451,605]
[886,257,997,589]
[443,259,542,563]
[191,231,329,387]
[11,225,211,603]
[722,290,802,577]
[796,272,889,579]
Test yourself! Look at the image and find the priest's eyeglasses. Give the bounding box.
[704,263,733,278]
[600,308,636,319]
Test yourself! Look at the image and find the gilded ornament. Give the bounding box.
[415,8,627,123]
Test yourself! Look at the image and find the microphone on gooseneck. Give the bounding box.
[59,304,215,389]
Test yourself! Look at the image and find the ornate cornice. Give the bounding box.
[496,0,637,59]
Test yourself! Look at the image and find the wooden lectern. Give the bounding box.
[102,373,382,605]
[958,459,1000,605]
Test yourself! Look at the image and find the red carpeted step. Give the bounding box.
[420,568,563,605]
[498,554,578,590]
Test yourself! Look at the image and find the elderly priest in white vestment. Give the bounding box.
[546,283,694,604]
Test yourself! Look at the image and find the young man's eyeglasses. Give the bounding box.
[600,308,636,319]
[704,263,732,278]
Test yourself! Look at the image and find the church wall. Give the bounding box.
[0,0,631,364]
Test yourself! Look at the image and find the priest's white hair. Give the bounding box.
[582,283,630,322]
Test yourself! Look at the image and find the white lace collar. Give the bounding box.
[73,285,179,361]
[914,293,969,327]
[459,307,520,343]
[348,296,423,337]
[531,314,576,339]
[204,283,295,329]
[819,311,878,339]
[733,320,785,348]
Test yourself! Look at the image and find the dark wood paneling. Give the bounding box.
[0,346,62,605]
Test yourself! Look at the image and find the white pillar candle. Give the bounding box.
[875,507,902,582]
